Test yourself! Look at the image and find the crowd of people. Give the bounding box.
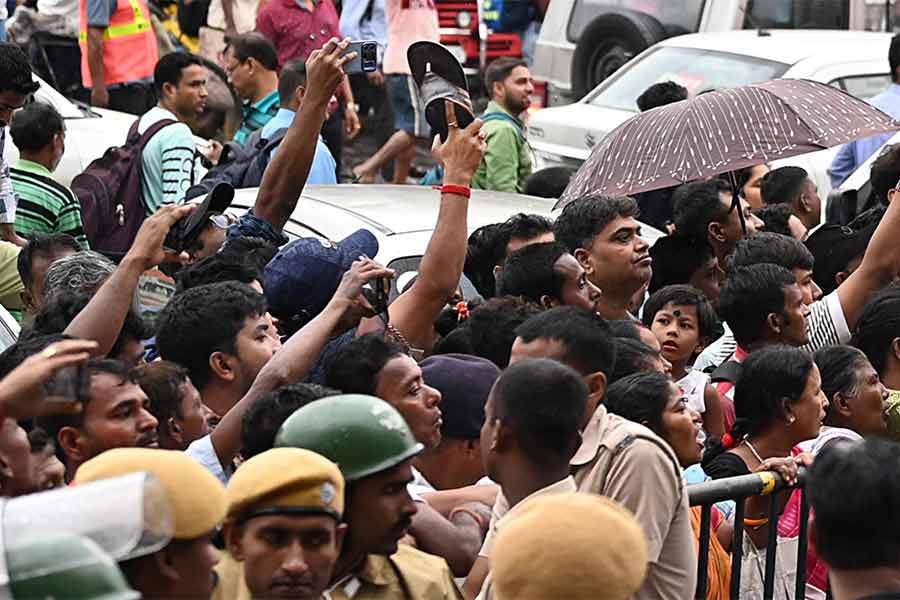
[0,3,900,598]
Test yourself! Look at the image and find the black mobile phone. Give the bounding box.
[363,277,388,315]
[44,364,83,402]
[344,40,378,74]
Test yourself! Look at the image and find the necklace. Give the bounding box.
[744,438,765,464]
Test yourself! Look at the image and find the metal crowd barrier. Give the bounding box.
[687,469,829,600]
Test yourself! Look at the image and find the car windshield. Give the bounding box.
[588,46,790,112]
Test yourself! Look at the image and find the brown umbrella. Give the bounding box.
[556,78,900,209]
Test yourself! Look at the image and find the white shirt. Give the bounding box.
[677,369,709,414]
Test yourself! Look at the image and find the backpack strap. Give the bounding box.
[710,360,743,385]
[481,111,524,140]
[126,118,178,148]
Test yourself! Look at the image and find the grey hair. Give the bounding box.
[43,251,116,301]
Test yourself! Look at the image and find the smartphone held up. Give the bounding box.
[344,41,378,75]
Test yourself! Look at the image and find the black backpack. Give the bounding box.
[185,127,288,201]
[72,118,176,260]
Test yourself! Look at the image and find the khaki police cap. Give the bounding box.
[75,448,226,540]
[226,448,345,521]
[491,492,648,600]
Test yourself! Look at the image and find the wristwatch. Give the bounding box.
[346,102,360,113]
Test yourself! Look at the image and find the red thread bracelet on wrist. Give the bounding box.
[433,184,471,198]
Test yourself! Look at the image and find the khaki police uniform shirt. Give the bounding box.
[478,405,697,600]
[326,544,463,600]
[214,544,461,600]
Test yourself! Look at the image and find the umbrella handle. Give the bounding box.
[727,171,747,236]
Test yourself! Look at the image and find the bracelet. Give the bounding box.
[433,184,471,199]
[449,506,487,529]
[743,516,769,527]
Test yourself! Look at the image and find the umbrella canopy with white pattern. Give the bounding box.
[556,79,900,209]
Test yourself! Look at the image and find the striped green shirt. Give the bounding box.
[11,159,89,249]
[233,90,280,146]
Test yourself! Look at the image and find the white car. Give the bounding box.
[528,30,894,204]
[3,75,137,187]
[532,0,877,106]
[227,184,665,298]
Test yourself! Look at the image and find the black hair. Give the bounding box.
[433,327,474,356]
[176,253,261,293]
[890,33,900,83]
[760,166,808,206]
[851,284,900,375]
[523,167,575,199]
[807,438,900,569]
[491,358,586,468]
[464,223,506,299]
[869,143,900,207]
[464,214,554,300]
[435,299,481,338]
[608,338,660,384]
[515,306,616,377]
[0,333,68,379]
[10,102,64,152]
[554,194,638,253]
[648,234,716,295]
[813,345,871,426]
[605,371,674,433]
[504,213,554,245]
[636,80,687,112]
[0,43,39,97]
[719,264,796,347]
[672,180,733,242]
[278,59,307,106]
[323,333,408,396]
[155,282,267,389]
[22,292,150,360]
[464,295,543,369]
[242,383,340,459]
[483,57,528,95]
[608,319,641,340]
[753,204,795,238]
[16,234,80,289]
[642,284,717,343]
[225,32,278,71]
[498,241,569,304]
[153,52,205,94]
[731,232,814,272]
[218,236,278,273]
[132,361,190,424]
[731,345,814,442]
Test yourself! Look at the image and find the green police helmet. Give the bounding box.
[274,394,424,481]
[8,532,140,600]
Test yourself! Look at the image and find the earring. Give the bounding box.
[788,416,795,424]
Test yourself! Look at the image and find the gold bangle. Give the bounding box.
[449,506,487,529]
[743,516,769,527]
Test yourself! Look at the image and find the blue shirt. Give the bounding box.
[829,84,900,187]
[339,0,387,63]
[260,108,337,184]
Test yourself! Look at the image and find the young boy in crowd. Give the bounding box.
[643,284,725,438]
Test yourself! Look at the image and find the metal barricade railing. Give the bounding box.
[687,469,827,600]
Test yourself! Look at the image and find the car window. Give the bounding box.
[588,46,790,111]
[832,74,892,101]
[742,0,850,30]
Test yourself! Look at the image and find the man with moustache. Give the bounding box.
[274,394,463,599]
[472,58,534,193]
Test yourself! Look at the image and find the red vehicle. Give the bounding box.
[434,0,523,92]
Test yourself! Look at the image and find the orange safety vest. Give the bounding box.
[79,0,159,88]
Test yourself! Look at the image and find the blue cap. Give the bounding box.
[264,229,378,321]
